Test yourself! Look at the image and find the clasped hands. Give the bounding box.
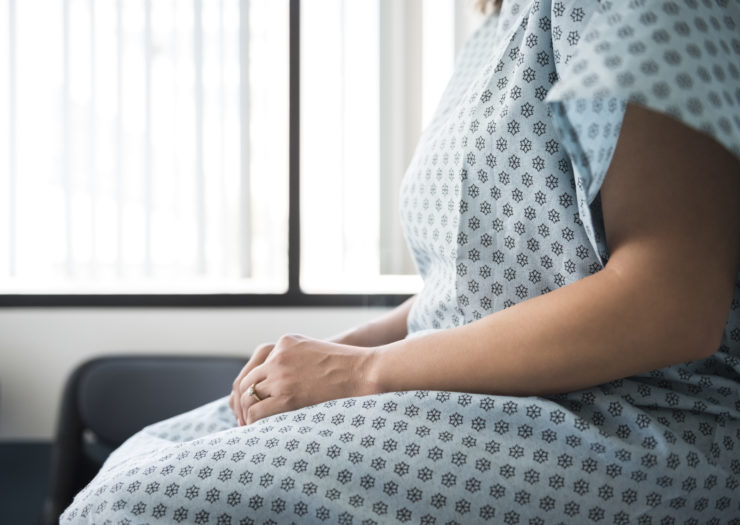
[228,334,378,426]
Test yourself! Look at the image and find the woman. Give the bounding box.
[63,0,740,523]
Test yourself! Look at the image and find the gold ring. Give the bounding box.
[246,383,262,402]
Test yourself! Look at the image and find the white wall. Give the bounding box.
[0,307,389,440]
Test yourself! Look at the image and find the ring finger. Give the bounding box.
[230,344,274,416]
[239,373,269,424]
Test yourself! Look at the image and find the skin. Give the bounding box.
[229,103,740,426]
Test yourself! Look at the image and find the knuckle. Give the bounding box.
[253,344,271,357]
[277,333,301,346]
[271,349,289,365]
[283,392,297,407]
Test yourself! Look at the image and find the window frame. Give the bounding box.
[0,0,410,309]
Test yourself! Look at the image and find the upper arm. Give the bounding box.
[600,103,740,358]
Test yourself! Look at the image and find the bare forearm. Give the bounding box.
[367,267,715,397]
[330,295,416,347]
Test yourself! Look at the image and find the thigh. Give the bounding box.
[62,390,739,524]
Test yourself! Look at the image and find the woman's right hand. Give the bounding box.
[228,342,275,425]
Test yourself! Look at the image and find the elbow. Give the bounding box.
[657,304,727,364]
[672,283,731,362]
[686,320,725,361]
[605,263,727,365]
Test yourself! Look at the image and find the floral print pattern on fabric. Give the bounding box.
[64,388,738,524]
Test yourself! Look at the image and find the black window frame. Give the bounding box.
[0,0,411,309]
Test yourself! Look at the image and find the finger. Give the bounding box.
[239,380,269,424]
[231,343,274,421]
[239,365,270,403]
[239,383,270,426]
[239,369,270,425]
[232,343,273,392]
[229,387,238,411]
[229,391,242,424]
[245,396,285,425]
[230,388,244,422]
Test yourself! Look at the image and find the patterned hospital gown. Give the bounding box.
[63,1,740,523]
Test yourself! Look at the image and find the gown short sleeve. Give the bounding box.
[544,0,740,262]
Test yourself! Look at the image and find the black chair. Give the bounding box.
[40,354,246,524]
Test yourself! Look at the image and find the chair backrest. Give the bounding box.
[76,356,244,447]
[41,354,246,525]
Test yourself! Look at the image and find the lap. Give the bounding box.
[61,389,739,524]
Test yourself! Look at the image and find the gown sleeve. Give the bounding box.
[544,0,740,263]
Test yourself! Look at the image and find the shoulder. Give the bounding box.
[546,0,740,163]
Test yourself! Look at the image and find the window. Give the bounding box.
[0,0,483,305]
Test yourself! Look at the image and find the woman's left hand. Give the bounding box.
[233,334,379,425]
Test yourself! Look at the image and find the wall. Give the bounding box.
[0,307,388,440]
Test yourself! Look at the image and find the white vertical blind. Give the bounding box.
[16,0,65,282]
[238,0,251,279]
[300,0,484,293]
[300,0,382,293]
[247,0,289,289]
[422,0,455,129]
[1,0,482,295]
[0,0,13,278]
[377,0,422,282]
[0,0,289,294]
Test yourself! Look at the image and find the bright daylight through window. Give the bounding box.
[0,0,481,298]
